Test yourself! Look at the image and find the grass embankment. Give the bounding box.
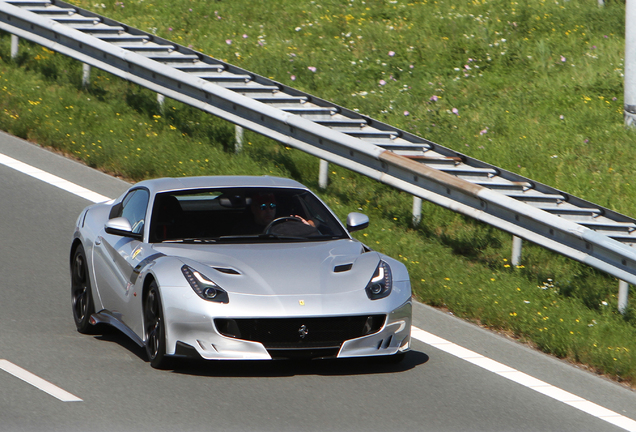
[1,0,636,384]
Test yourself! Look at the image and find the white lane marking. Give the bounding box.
[4,152,635,426]
[0,153,110,203]
[0,359,82,402]
[411,327,636,432]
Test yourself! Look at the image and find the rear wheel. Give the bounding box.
[71,244,95,334]
[144,281,169,369]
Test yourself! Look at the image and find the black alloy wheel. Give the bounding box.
[144,281,169,369]
[71,244,95,334]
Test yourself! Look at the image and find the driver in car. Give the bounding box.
[246,192,315,235]
[251,192,278,228]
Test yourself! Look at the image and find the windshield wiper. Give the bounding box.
[258,233,307,240]
[258,234,346,241]
[163,234,343,244]
[163,238,217,244]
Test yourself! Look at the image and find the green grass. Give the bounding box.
[1,0,636,383]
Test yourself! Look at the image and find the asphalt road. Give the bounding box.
[1,131,635,432]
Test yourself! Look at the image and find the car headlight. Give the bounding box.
[181,265,229,303]
[365,260,392,300]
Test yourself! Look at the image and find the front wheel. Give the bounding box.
[71,244,95,334]
[144,281,170,369]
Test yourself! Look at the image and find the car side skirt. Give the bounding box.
[90,310,145,348]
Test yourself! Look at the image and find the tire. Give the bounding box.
[144,281,170,369]
[71,244,95,334]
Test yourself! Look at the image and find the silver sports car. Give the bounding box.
[70,176,412,368]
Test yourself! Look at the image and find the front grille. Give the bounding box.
[267,347,341,360]
[214,315,385,349]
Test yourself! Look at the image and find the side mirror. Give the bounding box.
[346,212,369,232]
[105,217,141,239]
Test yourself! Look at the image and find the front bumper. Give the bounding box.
[165,296,412,361]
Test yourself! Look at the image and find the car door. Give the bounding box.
[92,188,150,323]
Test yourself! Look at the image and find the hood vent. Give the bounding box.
[213,267,241,275]
[333,263,353,273]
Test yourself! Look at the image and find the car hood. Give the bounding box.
[152,239,379,296]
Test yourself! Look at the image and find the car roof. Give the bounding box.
[133,176,309,195]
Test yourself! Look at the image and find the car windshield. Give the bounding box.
[149,187,349,243]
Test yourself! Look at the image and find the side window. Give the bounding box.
[120,189,150,235]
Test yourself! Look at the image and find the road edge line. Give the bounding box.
[0,153,110,203]
[411,326,636,432]
[0,359,82,402]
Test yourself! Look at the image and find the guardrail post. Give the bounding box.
[619,280,630,314]
[157,93,164,112]
[11,34,18,59]
[82,63,91,87]
[412,196,422,226]
[512,235,523,266]
[319,159,329,189]
[235,125,244,153]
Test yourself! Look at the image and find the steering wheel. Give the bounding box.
[263,216,304,235]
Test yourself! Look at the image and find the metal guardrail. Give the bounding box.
[1,0,636,306]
